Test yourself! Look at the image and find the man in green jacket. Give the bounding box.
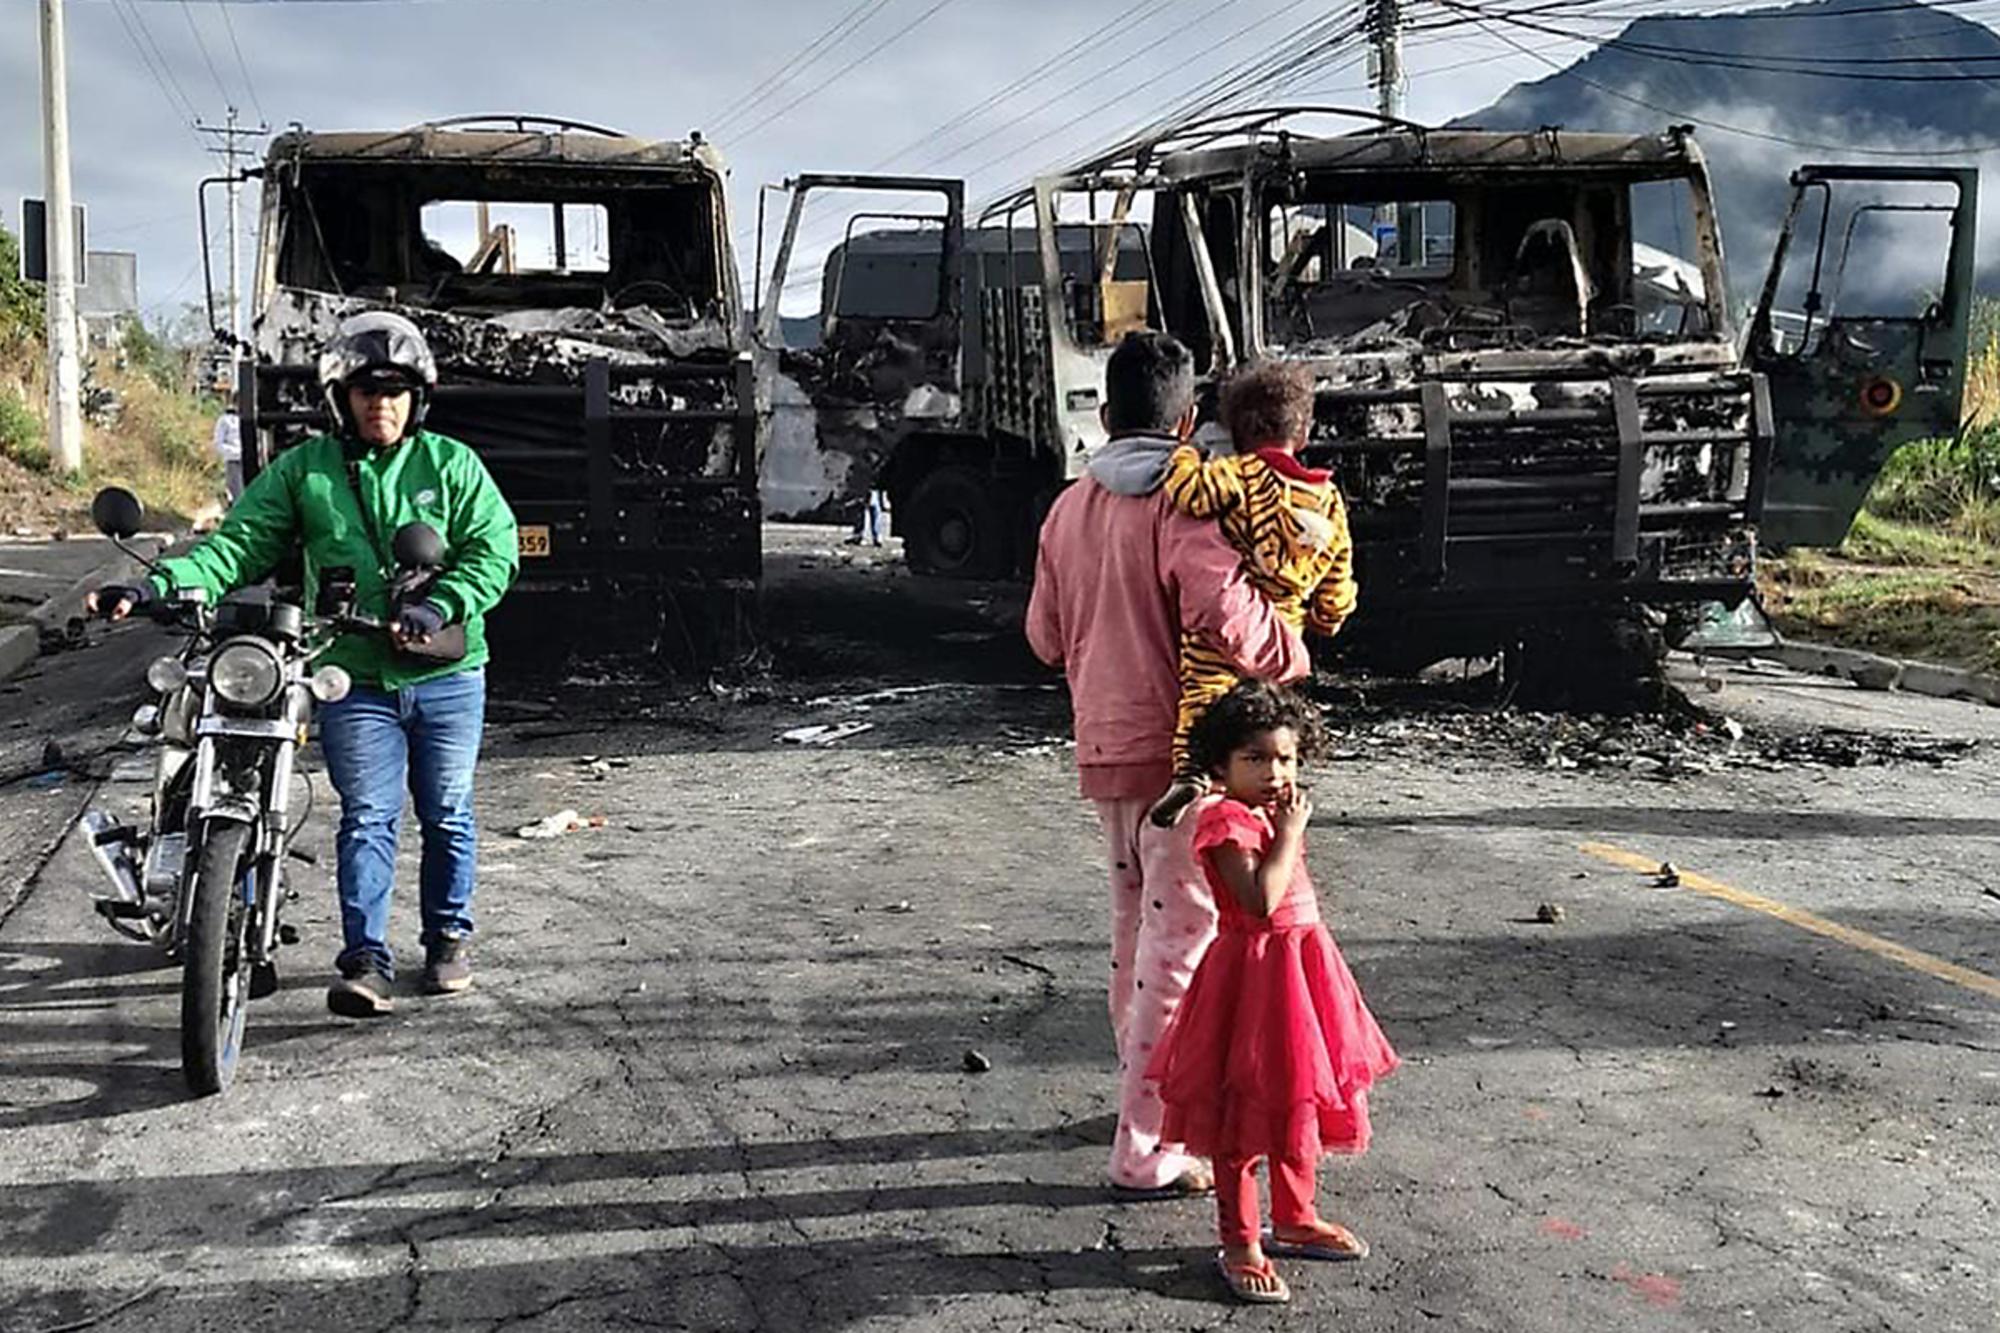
[92,312,519,1017]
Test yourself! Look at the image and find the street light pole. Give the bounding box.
[39,0,84,477]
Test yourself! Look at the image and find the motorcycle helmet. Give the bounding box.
[317,311,439,441]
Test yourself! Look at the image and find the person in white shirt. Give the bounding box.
[211,393,243,503]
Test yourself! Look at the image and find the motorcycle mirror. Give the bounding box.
[90,487,144,540]
[391,522,445,570]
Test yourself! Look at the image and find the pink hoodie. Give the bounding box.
[1025,473,1310,799]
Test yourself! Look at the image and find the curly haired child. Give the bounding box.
[1149,361,1357,829]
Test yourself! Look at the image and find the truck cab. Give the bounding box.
[235,117,763,665]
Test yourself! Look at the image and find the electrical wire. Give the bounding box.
[115,0,203,130]
[177,0,234,107]
[726,0,975,143]
[215,0,269,126]
[1451,0,2000,155]
[867,0,1191,174]
[1428,0,2000,79]
[707,0,894,135]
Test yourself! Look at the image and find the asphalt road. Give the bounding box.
[2,527,1998,1332]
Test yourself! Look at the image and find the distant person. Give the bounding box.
[211,387,243,504]
[1025,330,1308,1198]
[846,486,888,548]
[1147,680,1398,1304]
[1147,360,1357,829]
[91,312,519,1018]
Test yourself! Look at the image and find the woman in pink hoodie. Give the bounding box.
[1026,331,1310,1194]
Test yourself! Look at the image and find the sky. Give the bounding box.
[5,0,1999,324]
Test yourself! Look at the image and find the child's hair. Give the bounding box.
[1187,679,1328,776]
[1222,359,1315,448]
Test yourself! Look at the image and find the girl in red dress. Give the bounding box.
[1147,680,1399,1305]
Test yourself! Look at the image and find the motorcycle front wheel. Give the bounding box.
[182,821,253,1095]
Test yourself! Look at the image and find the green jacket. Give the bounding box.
[153,429,520,690]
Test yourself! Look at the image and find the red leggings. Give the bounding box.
[1216,1155,1317,1248]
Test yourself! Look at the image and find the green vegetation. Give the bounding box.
[0,218,222,526]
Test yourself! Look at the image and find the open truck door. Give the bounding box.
[1747,165,1979,547]
[753,174,967,551]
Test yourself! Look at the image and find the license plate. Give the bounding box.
[519,525,551,558]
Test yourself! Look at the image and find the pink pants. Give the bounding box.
[1218,1156,1317,1248]
[1093,797,1219,1190]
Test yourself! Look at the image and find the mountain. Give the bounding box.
[1460,0,2000,304]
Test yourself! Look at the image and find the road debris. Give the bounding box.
[1656,863,1682,888]
[778,721,876,746]
[881,900,914,914]
[1310,674,1976,778]
[516,809,608,840]
[1534,902,1566,924]
[962,1049,993,1074]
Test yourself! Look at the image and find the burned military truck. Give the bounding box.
[230,118,760,662]
[762,113,1976,673]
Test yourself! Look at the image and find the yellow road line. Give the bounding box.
[1579,841,2000,1003]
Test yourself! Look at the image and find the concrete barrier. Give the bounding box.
[1763,640,1904,692]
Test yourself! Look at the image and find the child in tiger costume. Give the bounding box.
[1148,360,1358,829]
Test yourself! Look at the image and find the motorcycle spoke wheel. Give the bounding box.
[181,823,253,1096]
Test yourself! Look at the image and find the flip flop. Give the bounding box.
[1263,1221,1371,1261]
[1215,1251,1292,1304]
[1108,1163,1215,1201]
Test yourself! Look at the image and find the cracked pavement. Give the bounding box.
[2,528,1999,1330]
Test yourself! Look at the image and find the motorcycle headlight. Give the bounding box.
[209,640,283,709]
[146,656,188,695]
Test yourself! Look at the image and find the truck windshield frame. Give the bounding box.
[270,162,729,318]
[1246,164,1731,356]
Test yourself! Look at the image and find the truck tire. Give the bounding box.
[904,465,1012,578]
[182,821,253,1096]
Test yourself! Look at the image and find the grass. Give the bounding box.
[1762,552,2000,673]
[0,343,222,528]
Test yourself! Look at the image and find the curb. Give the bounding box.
[0,535,168,686]
[1717,638,2000,708]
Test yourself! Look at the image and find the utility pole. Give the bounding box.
[196,109,269,386]
[39,0,83,477]
[1366,0,1414,266]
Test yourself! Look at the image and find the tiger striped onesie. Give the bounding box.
[1161,443,1357,778]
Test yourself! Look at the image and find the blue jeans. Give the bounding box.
[318,668,485,976]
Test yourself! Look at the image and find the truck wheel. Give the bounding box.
[904,466,1012,578]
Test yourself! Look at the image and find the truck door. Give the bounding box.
[1746,165,1979,547]
[753,175,965,534]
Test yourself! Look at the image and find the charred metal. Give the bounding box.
[237,119,764,666]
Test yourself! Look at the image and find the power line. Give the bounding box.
[1427,0,2000,79]
[177,0,234,106]
[707,0,894,136]
[727,0,974,142]
[214,0,269,126]
[868,0,1190,174]
[117,0,203,128]
[1451,0,2000,155]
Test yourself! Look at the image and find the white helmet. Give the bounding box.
[317,311,438,441]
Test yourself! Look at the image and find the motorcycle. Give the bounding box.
[76,486,446,1095]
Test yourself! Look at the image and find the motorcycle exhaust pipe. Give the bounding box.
[78,810,144,908]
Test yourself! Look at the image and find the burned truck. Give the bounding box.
[226,117,760,664]
[759,114,1976,674]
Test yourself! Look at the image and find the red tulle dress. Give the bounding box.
[1148,797,1399,1161]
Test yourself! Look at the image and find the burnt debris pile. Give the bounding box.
[1308,673,1975,779]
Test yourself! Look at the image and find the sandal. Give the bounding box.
[1109,1161,1214,1201]
[1215,1251,1292,1304]
[1264,1220,1370,1261]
